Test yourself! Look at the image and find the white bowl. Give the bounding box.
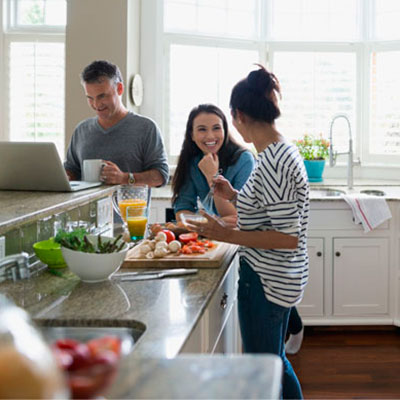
[61,235,129,283]
[180,213,207,228]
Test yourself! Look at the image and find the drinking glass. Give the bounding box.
[126,205,148,242]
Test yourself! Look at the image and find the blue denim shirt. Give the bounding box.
[174,150,255,215]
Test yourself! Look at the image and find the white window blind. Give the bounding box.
[270,0,359,41]
[370,51,400,155]
[274,51,356,152]
[8,41,65,156]
[167,44,258,156]
[3,0,66,157]
[164,0,258,39]
[374,0,400,40]
[149,0,400,165]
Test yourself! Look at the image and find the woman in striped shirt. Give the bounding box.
[190,65,310,399]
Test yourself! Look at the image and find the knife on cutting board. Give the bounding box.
[114,268,198,281]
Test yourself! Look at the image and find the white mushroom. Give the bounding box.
[155,240,168,249]
[168,240,181,253]
[155,231,167,242]
[145,251,155,259]
[154,247,169,258]
[139,244,152,255]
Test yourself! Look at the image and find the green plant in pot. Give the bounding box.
[294,134,330,182]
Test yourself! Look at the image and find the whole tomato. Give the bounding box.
[161,229,175,243]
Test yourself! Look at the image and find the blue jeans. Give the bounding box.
[237,257,303,399]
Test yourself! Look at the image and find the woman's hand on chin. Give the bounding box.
[198,153,219,185]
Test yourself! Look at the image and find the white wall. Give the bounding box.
[64,0,140,156]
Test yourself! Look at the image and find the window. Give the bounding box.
[141,0,400,167]
[168,44,258,155]
[2,0,66,157]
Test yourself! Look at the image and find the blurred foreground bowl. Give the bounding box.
[33,238,66,269]
[61,235,129,283]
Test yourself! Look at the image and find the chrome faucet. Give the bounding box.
[329,114,360,190]
[0,252,30,282]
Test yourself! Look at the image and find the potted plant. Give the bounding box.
[294,134,330,182]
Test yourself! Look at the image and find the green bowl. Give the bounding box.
[33,238,67,269]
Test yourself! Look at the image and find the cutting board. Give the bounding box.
[122,241,235,269]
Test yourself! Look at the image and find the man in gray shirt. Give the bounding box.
[64,60,169,187]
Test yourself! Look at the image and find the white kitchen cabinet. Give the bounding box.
[300,201,394,325]
[333,238,389,316]
[149,199,170,224]
[298,238,324,317]
[181,255,240,354]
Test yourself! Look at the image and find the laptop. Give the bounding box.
[0,141,102,192]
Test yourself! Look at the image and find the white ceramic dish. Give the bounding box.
[180,213,207,228]
[61,235,129,283]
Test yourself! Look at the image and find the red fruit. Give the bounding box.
[87,336,121,358]
[179,232,199,244]
[52,347,73,370]
[53,339,91,371]
[69,351,118,399]
[161,229,175,243]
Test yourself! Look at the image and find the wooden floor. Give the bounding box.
[287,326,400,399]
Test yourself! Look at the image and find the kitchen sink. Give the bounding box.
[310,188,346,197]
[359,189,386,196]
[39,324,145,355]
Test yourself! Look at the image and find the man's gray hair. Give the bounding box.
[80,60,123,86]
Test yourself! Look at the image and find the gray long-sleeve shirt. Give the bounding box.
[64,111,169,185]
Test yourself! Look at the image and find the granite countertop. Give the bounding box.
[0,186,116,234]
[0,244,237,359]
[107,354,282,399]
[152,180,400,202]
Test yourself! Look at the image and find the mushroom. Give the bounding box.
[168,240,181,253]
[155,231,167,242]
[154,247,169,258]
[139,244,152,255]
[155,240,168,249]
[145,251,155,259]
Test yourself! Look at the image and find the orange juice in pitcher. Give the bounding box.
[119,199,147,222]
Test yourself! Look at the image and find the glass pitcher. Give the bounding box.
[112,184,150,223]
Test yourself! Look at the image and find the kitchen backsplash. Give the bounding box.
[4,197,112,257]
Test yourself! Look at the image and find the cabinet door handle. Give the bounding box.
[316,251,322,257]
[220,293,228,310]
[335,251,341,257]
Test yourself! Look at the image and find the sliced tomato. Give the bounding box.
[86,336,121,358]
[179,232,199,244]
[161,229,176,243]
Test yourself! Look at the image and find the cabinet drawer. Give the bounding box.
[207,266,237,353]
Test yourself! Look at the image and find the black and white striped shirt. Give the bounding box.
[237,142,310,308]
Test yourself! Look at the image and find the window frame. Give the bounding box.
[142,0,400,172]
[5,0,66,33]
[1,0,65,150]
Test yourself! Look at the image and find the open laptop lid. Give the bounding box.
[0,141,102,192]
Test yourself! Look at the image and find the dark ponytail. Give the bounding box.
[230,64,281,123]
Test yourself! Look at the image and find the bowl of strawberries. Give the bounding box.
[45,327,133,399]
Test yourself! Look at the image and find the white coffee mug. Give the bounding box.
[83,159,104,182]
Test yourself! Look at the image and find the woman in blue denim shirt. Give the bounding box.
[172,104,255,222]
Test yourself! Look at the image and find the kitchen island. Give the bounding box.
[0,188,283,399]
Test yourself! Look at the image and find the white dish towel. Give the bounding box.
[342,194,392,233]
